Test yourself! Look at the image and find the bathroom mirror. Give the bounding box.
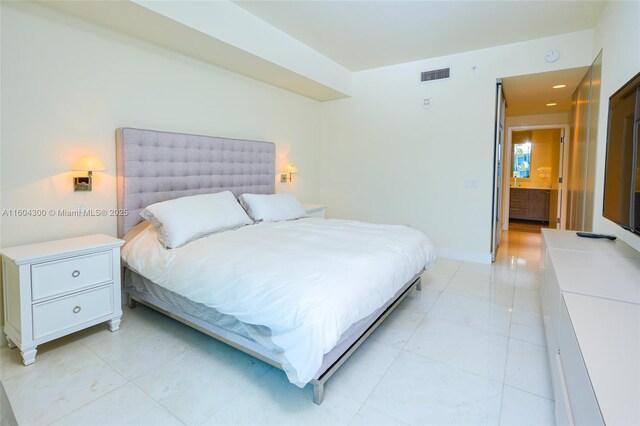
[513,141,532,178]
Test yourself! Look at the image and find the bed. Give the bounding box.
[116,127,436,404]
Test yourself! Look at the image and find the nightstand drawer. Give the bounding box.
[32,284,114,340]
[31,251,112,301]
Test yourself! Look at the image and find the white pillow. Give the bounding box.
[239,193,307,222]
[140,191,252,248]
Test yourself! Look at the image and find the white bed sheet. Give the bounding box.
[121,218,436,386]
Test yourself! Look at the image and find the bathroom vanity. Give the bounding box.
[509,187,550,221]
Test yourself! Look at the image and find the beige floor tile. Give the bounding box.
[420,270,453,291]
[327,339,400,403]
[86,305,209,380]
[350,405,407,425]
[367,351,503,425]
[3,344,126,425]
[369,304,426,349]
[500,385,555,426]
[510,309,546,347]
[202,369,361,425]
[399,287,441,313]
[50,383,182,426]
[134,337,271,425]
[445,275,515,307]
[0,336,86,382]
[405,317,509,382]
[513,288,542,314]
[429,258,463,275]
[428,292,512,336]
[505,338,553,399]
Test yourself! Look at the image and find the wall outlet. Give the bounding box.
[464,179,478,189]
[77,202,88,216]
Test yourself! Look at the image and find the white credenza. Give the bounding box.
[303,203,326,219]
[1,234,124,365]
[541,230,640,425]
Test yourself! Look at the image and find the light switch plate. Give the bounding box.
[464,179,478,189]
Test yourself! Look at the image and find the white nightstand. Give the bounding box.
[303,203,326,219]
[1,234,124,365]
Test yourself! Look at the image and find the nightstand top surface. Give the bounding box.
[302,203,325,212]
[1,234,124,264]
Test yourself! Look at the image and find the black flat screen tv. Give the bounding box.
[603,71,640,234]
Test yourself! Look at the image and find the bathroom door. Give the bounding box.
[491,81,506,261]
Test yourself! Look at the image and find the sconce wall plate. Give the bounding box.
[280,173,292,183]
[74,176,92,191]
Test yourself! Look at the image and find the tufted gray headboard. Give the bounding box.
[116,128,275,238]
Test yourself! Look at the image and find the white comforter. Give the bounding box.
[121,218,436,386]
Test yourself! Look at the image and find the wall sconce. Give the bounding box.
[280,163,298,183]
[72,156,106,191]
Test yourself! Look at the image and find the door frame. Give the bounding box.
[491,81,506,262]
[502,124,570,230]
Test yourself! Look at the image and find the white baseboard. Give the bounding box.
[437,247,492,264]
[0,330,6,347]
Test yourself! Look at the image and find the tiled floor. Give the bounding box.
[0,227,554,426]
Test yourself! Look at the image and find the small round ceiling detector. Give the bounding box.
[545,49,560,63]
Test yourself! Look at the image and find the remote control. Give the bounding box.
[576,232,617,241]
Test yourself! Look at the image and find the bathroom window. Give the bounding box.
[513,142,532,178]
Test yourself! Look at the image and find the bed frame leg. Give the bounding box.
[416,278,422,291]
[312,381,325,405]
[128,295,137,309]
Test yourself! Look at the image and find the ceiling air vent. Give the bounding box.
[421,68,450,82]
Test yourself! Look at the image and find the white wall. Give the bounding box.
[319,30,594,262]
[0,3,322,248]
[591,0,640,251]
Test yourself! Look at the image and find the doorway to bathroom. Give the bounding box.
[503,125,568,230]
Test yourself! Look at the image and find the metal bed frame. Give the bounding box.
[116,127,423,404]
[125,274,421,404]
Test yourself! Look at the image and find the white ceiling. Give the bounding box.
[234,1,605,71]
[502,66,590,116]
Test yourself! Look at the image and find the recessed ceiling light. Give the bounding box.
[546,102,558,107]
[553,84,567,89]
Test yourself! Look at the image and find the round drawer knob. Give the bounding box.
[72,270,80,278]
[73,306,81,314]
